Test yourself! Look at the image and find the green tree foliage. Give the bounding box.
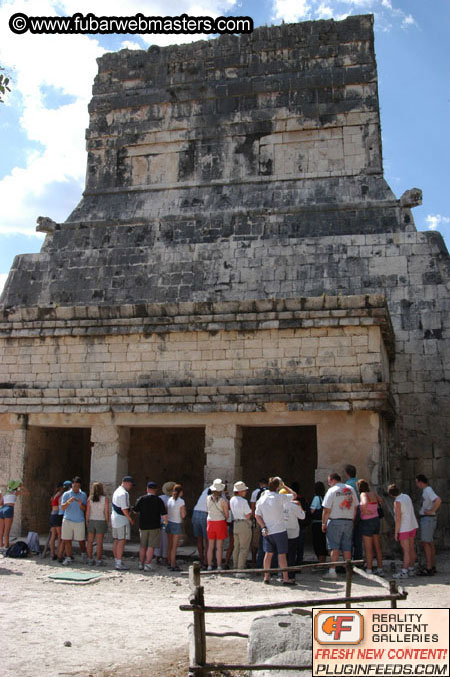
[0,67,11,103]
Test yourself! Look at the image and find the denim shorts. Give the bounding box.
[192,510,207,539]
[420,515,437,543]
[263,530,289,555]
[0,505,14,519]
[166,521,183,535]
[326,519,353,552]
[360,516,380,537]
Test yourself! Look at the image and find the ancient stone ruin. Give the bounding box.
[1,15,449,543]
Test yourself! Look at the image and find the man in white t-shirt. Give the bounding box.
[255,477,297,585]
[111,475,135,571]
[415,474,441,575]
[321,472,357,579]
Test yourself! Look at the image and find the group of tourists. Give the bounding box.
[0,467,442,581]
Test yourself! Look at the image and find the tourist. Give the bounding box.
[250,478,268,568]
[111,475,135,571]
[388,483,418,579]
[86,482,109,566]
[310,481,327,565]
[155,481,175,564]
[57,481,72,562]
[357,479,384,576]
[255,476,297,585]
[0,480,29,553]
[344,464,363,561]
[321,472,357,579]
[224,481,234,569]
[166,483,186,571]
[61,476,88,566]
[133,481,168,572]
[49,482,65,560]
[292,481,310,567]
[206,478,229,571]
[280,487,305,580]
[415,474,441,576]
[230,481,252,574]
[192,484,209,567]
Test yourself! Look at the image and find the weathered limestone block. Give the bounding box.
[205,423,242,485]
[248,613,311,676]
[90,424,130,495]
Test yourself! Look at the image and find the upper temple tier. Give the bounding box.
[1,15,424,308]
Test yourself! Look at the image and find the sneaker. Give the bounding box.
[366,569,373,575]
[393,570,408,579]
[81,553,88,562]
[52,554,58,561]
[138,562,144,571]
[95,560,104,567]
[207,565,213,571]
[88,558,95,566]
[62,557,71,566]
[217,566,223,571]
[115,562,130,571]
[407,567,415,577]
[376,568,385,577]
[323,570,338,580]
[144,563,154,572]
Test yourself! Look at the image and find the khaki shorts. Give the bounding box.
[62,519,86,542]
[112,523,131,540]
[140,528,161,549]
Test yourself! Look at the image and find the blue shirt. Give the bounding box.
[345,477,360,500]
[62,489,87,522]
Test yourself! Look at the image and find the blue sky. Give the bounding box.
[1,0,449,296]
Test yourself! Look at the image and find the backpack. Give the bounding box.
[255,486,268,503]
[6,541,29,558]
[297,496,312,528]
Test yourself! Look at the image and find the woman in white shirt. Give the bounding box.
[166,484,186,571]
[388,483,418,579]
[230,481,252,572]
[0,480,28,553]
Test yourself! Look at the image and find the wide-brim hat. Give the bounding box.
[233,481,248,492]
[162,481,176,496]
[7,480,21,492]
[210,478,225,492]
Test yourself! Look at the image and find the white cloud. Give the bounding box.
[0,0,237,238]
[272,0,418,30]
[425,214,450,232]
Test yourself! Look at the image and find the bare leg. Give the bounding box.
[372,534,383,568]
[115,538,126,560]
[87,532,95,559]
[207,539,215,567]
[422,542,432,570]
[225,529,234,566]
[263,552,273,582]
[362,535,373,570]
[400,539,409,570]
[167,533,174,565]
[50,527,57,557]
[196,535,204,564]
[278,553,289,582]
[408,537,416,569]
[0,519,5,548]
[216,539,224,568]
[170,535,180,567]
[139,545,146,565]
[146,546,155,565]
[96,533,104,560]
[3,517,13,548]
[64,540,73,558]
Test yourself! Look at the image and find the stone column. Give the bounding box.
[204,424,242,488]
[90,425,130,497]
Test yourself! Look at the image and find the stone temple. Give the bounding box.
[1,14,449,544]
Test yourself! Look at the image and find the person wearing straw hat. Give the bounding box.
[155,481,175,564]
[206,478,229,571]
[0,480,29,553]
[230,481,252,574]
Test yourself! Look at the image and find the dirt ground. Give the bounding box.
[1,551,449,677]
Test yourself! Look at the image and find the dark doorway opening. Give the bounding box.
[241,426,317,502]
[22,426,91,535]
[128,427,206,542]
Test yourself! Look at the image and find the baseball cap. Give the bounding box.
[122,475,135,485]
[147,481,158,489]
[63,480,72,488]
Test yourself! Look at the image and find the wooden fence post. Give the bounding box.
[345,560,353,608]
[188,561,206,676]
[389,579,398,608]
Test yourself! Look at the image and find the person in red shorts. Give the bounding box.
[206,478,229,571]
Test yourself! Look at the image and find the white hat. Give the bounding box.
[210,478,225,492]
[233,481,248,492]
